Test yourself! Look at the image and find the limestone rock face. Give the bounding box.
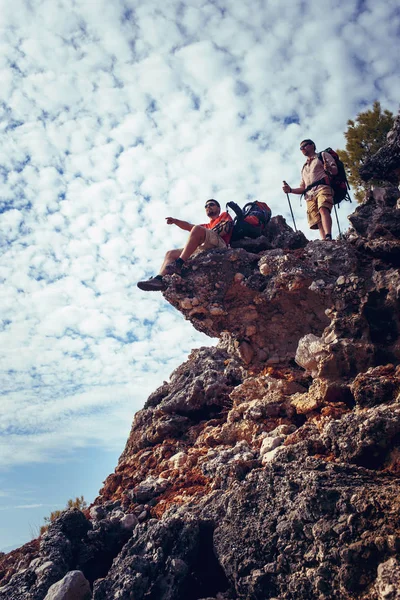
[1,124,400,599]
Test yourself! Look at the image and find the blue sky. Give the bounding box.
[0,0,399,551]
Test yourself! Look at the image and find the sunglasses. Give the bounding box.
[205,202,218,208]
[300,143,311,150]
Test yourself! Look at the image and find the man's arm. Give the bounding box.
[165,217,194,231]
[282,181,305,195]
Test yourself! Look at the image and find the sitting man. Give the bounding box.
[137,199,233,291]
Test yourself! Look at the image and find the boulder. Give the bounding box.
[44,570,91,600]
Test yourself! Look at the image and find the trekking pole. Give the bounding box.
[283,181,297,231]
[333,204,342,238]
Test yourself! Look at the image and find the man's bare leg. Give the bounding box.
[179,225,207,261]
[159,249,182,276]
[137,226,208,290]
[319,207,332,239]
[161,226,208,276]
[137,249,180,291]
[159,225,207,274]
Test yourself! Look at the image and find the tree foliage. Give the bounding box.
[39,495,87,536]
[337,101,394,202]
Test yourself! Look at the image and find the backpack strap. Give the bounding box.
[302,178,328,195]
[301,177,332,203]
[318,150,334,167]
[226,201,243,220]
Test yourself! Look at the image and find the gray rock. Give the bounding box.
[44,570,91,600]
[129,476,169,503]
[375,557,400,599]
[295,333,329,377]
[120,514,138,531]
[89,506,106,521]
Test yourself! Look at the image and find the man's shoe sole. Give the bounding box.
[137,280,166,291]
[164,266,182,275]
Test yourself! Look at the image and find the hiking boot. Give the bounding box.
[324,234,333,241]
[164,259,183,275]
[137,276,166,291]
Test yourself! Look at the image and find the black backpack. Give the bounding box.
[318,148,351,205]
[302,148,352,205]
[227,201,272,242]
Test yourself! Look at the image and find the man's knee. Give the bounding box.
[189,225,206,240]
[190,225,205,235]
[319,206,331,216]
[165,249,181,261]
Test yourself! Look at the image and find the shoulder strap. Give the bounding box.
[303,178,329,195]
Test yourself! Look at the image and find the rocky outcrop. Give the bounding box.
[347,185,400,263]
[1,115,400,600]
[360,111,400,184]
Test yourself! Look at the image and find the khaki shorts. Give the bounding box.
[194,228,227,255]
[306,187,333,230]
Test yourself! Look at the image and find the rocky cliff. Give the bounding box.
[1,119,400,600]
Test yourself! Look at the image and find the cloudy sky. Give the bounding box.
[0,0,399,551]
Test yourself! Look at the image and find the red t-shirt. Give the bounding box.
[201,212,233,245]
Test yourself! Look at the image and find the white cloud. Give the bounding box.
[0,504,50,511]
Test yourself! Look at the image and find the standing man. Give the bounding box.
[137,199,232,291]
[282,139,338,240]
